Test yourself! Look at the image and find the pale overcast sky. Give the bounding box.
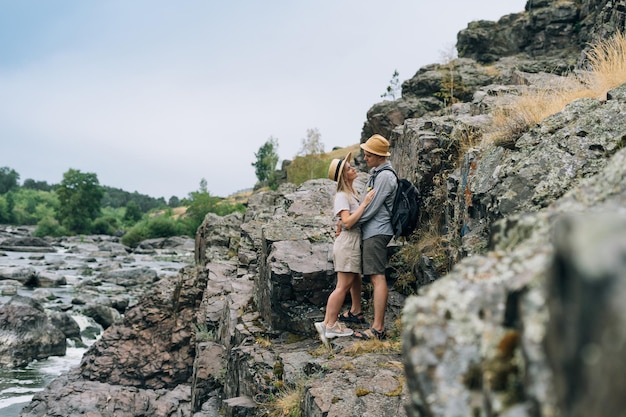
[0,1,527,199]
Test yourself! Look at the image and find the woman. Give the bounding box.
[315,152,375,346]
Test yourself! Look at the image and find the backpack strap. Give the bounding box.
[371,166,398,216]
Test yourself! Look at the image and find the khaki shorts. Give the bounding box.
[362,235,392,276]
[333,228,362,273]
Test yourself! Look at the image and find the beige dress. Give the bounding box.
[332,191,361,273]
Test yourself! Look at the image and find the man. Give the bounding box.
[340,134,396,340]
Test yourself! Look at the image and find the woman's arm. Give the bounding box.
[358,171,395,224]
[340,189,376,229]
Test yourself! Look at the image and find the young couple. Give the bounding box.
[315,134,397,346]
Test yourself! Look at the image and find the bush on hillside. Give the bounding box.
[123,201,143,224]
[0,195,11,223]
[121,215,187,247]
[91,216,119,235]
[146,215,182,237]
[286,154,329,186]
[10,189,59,225]
[33,217,68,238]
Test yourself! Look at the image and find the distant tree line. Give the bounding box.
[0,166,245,246]
[101,186,168,212]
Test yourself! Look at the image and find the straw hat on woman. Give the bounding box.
[314,152,376,346]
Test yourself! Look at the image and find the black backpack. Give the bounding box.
[373,167,420,239]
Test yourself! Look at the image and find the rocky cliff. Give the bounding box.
[19,1,626,416]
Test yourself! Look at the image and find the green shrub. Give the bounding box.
[91,216,119,235]
[33,217,68,237]
[121,224,148,247]
[123,201,143,223]
[11,189,59,225]
[0,195,9,223]
[145,215,180,237]
[121,215,187,247]
[214,201,246,216]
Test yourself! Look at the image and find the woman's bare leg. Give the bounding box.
[324,272,355,326]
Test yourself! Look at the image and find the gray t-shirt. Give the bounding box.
[334,191,360,231]
[358,162,396,239]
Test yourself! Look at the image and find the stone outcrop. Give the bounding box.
[0,236,54,252]
[457,0,626,63]
[21,370,193,417]
[402,142,626,416]
[19,266,204,416]
[545,214,626,417]
[196,180,409,415]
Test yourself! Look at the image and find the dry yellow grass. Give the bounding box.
[484,78,597,147]
[286,143,361,185]
[265,385,304,417]
[327,143,361,159]
[255,336,272,348]
[483,31,626,147]
[483,64,501,78]
[342,338,402,356]
[150,205,188,219]
[224,189,254,205]
[585,31,626,95]
[454,125,482,162]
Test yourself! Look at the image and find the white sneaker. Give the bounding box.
[314,322,328,346]
[325,322,354,338]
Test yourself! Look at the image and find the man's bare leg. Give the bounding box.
[370,274,388,331]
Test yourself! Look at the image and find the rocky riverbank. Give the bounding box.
[0,226,195,415]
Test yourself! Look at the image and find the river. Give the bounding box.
[0,329,98,416]
[0,232,194,417]
[0,280,104,417]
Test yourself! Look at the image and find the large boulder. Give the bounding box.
[0,296,66,368]
[19,370,193,417]
[0,266,38,285]
[253,179,337,336]
[545,213,626,417]
[20,266,207,416]
[456,0,580,62]
[0,236,55,253]
[457,83,626,255]
[79,267,204,389]
[401,96,626,416]
[48,310,82,342]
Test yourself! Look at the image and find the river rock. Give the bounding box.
[99,266,158,286]
[19,369,193,417]
[0,266,38,285]
[0,279,20,295]
[48,310,82,342]
[80,304,122,329]
[0,295,66,368]
[0,236,55,253]
[36,270,67,287]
